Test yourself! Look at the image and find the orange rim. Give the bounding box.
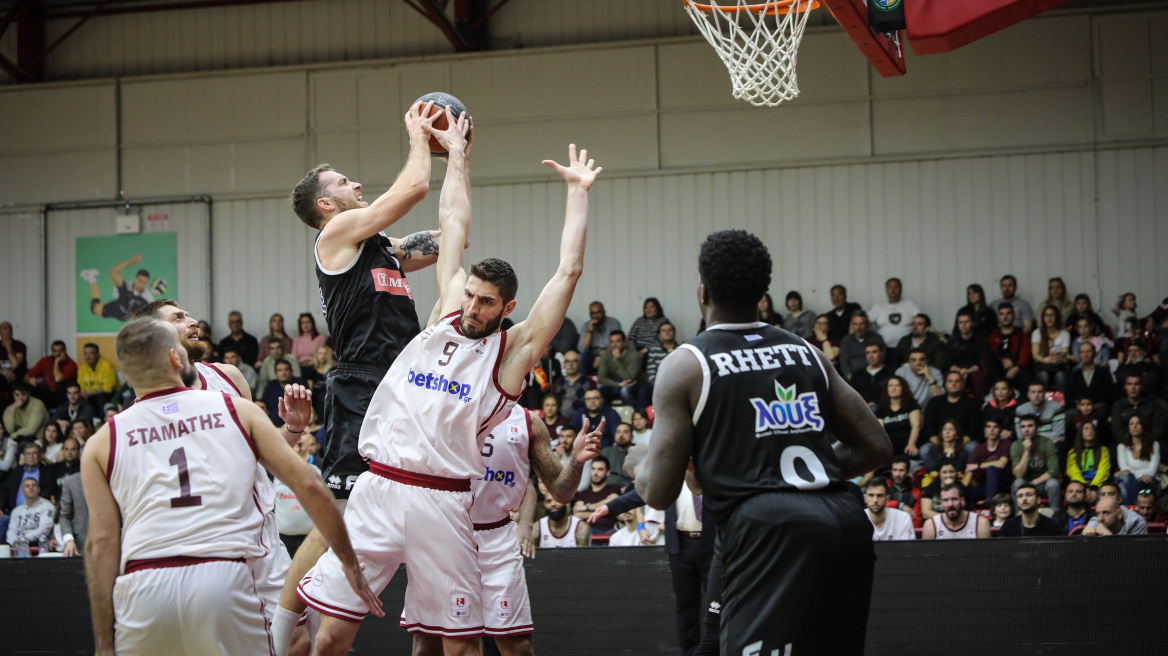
[687,0,819,14]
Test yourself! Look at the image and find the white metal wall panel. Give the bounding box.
[1095,147,1168,313]
[45,203,209,359]
[1096,12,1168,140]
[487,0,697,50]
[0,212,45,358]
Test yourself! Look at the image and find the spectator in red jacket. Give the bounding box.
[988,303,1033,392]
[23,341,78,406]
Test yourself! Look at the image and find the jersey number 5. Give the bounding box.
[169,447,203,508]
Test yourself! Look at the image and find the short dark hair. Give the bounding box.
[84,342,99,352]
[65,382,81,392]
[609,329,626,340]
[136,298,178,319]
[865,479,888,493]
[955,310,975,323]
[916,313,932,327]
[291,164,334,229]
[997,302,1014,313]
[863,337,884,351]
[939,458,958,472]
[1001,274,1017,284]
[1018,415,1037,426]
[592,455,610,470]
[891,454,911,468]
[1028,380,1046,392]
[275,360,293,371]
[1065,480,1087,493]
[886,277,901,286]
[940,482,964,496]
[908,347,928,361]
[136,269,150,279]
[1015,482,1037,497]
[983,417,1002,429]
[657,321,674,336]
[51,340,66,349]
[785,290,802,306]
[697,230,772,308]
[11,381,31,395]
[268,337,285,347]
[469,258,519,303]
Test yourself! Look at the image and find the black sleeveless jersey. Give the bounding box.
[684,321,846,522]
[316,232,420,370]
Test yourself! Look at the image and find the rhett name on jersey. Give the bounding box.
[125,413,226,447]
[708,342,816,377]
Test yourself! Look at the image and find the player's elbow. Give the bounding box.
[557,261,583,283]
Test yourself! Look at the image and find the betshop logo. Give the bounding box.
[407,370,473,403]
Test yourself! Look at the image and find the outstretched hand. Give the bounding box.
[404,100,441,147]
[572,417,604,466]
[543,144,602,191]
[422,106,471,155]
[343,561,385,617]
[586,505,609,525]
[278,384,312,433]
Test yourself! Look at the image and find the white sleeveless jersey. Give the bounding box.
[471,406,532,524]
[538,516,581,548]
[196,362,242,397]
[359,311,523,479]
[931,512,980,539]
[108,388,267,572]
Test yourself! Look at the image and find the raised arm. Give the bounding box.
[109,254,142,287]
[80,427,119,656]
[431,109,474,318]
[530,414,602,504]
[390,229,442,273]
[636,348,701,510]
[316,102,437,268]
[498,145,602,394]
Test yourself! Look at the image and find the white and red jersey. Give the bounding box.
[930,512,980,539]
[195,362,243,397]
[538,516,581,548]
[471,406,532,525]
[359,311,523,480]
[107,388,267,573]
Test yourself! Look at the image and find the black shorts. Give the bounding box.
[719,488,875,656]
[320,363,386,500]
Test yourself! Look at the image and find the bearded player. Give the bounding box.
[403,404,603,655]
[296,106,602,655]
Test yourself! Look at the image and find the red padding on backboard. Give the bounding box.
[905,0,1073,55]
[823,0,907,77]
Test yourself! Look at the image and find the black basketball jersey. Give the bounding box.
[316,232,420,369]
[683,321,846,522]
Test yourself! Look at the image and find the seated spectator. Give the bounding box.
[1114,342,1161,394]
[601,423,635,489]
[554,426,578,466]
[255,338,301,395]
[1070,397,1110,445]
[865,479,915,540]
[1083,496,1148,536]
[922,483,991,539]
[41,423,65,463]
[534,496,590,547]
[757,293,784,327]
[5,477,55,547]
[1135,489,1168,525]
[1110,375,1165,447]
[607,508,651,547]
[297,345,332,420]
[955,284,998,339]
[219,311,259,367]
[964,417,1011,504]
[578,302,622,374]
[982,379,1019,440]
[521,343,562,410]
[1031,306,1072,391]
[58,469,88,557]
[1111,293,1139,340]
[1051,480,1095,534]
[922,421,969,475]
[553,350,595,415]
[539,395,570,438]
[50,437,81,490]
[23,340,77,405]
[1014,381,1066,447]
[782,291,816,338]
[886,456,921,523]
[922,371,983,454]
[894,348,944,410]
[891,314,947,372]
[826,285,863,344]
[260,361,306,428]
[261,313,294,366]
[990,492,1014,528]
[573,456,622,534]
[1010,416,1061,506]
[990,274,1036,334]
[869,278,922,346]
[948,311,1000,400]
[3,383,49,443]
[291,313,326,367]
[645,322,680,386]
[840,312,883,381]
[998,483,1063,537]
[51,383,95,434]
[196,320,218,363]
[875,377,921,457]
[1066,421,1110,490]
[1037,277,1075,329]
[1115,415,1160,506]
[807,315,839,367]
[987,303,1033,392]
[1065,343,1115,418]
[597,330,649,408]
[851,339,895,405]
[627,298,668,355]
[2,441,58,512]
[630,409,653,446]
[68,419,93,448]
[569,390,621,450]
[1065,293,1112,338]
[920,459,962,520]
[76,343,118,414]
[1069,317,1112,366]
[294,432,319,467]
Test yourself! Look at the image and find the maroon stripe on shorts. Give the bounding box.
[369,461,470,492]
[124,555,244,575]
[473,517,512,532]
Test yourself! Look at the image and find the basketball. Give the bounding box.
[413,91,472,156]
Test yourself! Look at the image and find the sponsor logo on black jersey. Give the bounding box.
[750,381,824,436]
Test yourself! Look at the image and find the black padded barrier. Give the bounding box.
[3,537,1167,655]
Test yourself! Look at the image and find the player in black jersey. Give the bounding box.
[270,100,456,656]
[638,230,892,656]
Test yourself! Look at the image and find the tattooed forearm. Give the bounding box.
[398,231,439,259]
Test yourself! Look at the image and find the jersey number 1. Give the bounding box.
[169,447,203,508]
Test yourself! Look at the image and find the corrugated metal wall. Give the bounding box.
[0,212,44,357]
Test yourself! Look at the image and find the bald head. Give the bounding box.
[116,317,192,388]
[1096,496,1124,533]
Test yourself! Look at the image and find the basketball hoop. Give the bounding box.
[684,0,821,106]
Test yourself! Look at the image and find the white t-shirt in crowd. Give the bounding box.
[608,526,645,547]
[1031,329,1071,354]
[274,464,321,536]
[867,507,916,541]
[869,299,922,345]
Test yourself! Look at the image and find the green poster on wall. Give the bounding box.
[76,232,177,334]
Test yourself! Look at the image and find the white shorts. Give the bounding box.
[252,511,293,625]
[296,470,483,638]
[401,520,533,637]
[114,559,272,656]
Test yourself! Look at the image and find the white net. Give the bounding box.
[683,0,819,106]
